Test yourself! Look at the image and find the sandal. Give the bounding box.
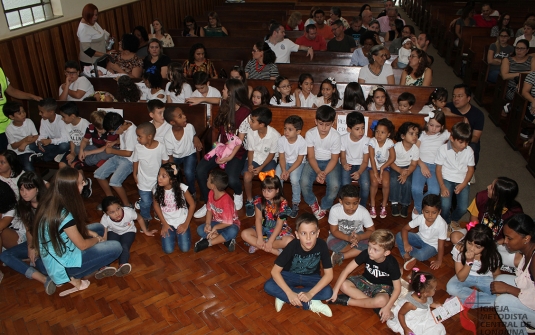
[59,279,90,297]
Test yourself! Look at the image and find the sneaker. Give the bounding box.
[391,204,400,217]
[224,239,236,252]
[503,102,511,114]
[248,245,257,254]
[521,128,531,139]
[134,198,141,210]
[234,193,243,211]
[403,257,417,271]
[331,252,344,266]
[309,300,332,317]
[81,178,92,199]
[328,293,350,306]
[310,199,326,220]
[289,203,299,218]
[96,203,103,211]
[29,153,43,163]
[115,263,132,277]
[154,214,160,221]
[450,221,461,231]
[44,277,56,295]
[470,174,476,184]
[193,205,207,218]
[379,206,387,219]
[370,206,377,219]
[54,153,65,163]
[194,238,210,252]
[245,200,255,217]
[95,266,117,279]
[400,205,408,218]
[275,297,285,312]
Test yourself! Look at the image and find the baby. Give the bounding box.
[397,38,412,69]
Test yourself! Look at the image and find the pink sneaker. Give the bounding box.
[380,206,387,219]
[370,207,377,218]
[315,208,327,220]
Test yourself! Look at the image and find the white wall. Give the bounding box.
[0,0,137,41]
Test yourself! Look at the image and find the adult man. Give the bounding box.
[413,32,430,52]
[345,16,367,41]
[474,3,496,28]
[328,6,350,29]
[361,9,373,30]
[327,20,357,52]
[377,8,405,33]
[314,10,334,40]
[389,25,414,54]
[267,23,313,63]
[377,0,395,18]
[296,24,327,51]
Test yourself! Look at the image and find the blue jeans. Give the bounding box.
[340,164,370,207]
[440,179,470,224]
[495,274,535,334]
[83,145,115,166]
[276,162,304,205]
[197,221,239,242]
[300,160,341,210]
[107,231,136,265]
[264,271,333,310]
[29,142,70,162]
[138,189,153,221]
[446,274,496,308]
[196,154,246,203]
[389,166,412,206]
[94,155,133,187]
[487,68,500,84]
[161,225,191,253]
[172,152,197,195]
[0,241,47,279]
[395,232,437,261]
[18,153,34,172]
[411,163,440,214]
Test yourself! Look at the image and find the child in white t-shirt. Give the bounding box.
[3,101,38,172]
[165,62,193,103]
[58,102,90,169]
[138,72,165,102]
[190,71,222,118]
[270,76,297,107]
[147,100,171,142]
[58,61,94,101]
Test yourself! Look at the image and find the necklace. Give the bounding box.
[255,61,266,72]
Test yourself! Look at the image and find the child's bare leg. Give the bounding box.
[343,248,363,260]
[69,277,82,289]
[370,179,379,207]
[271,236,294,255]
[97,178,114,197]
[381,171,390,207]
[112,186,131,206]
[341,280,389,308]
[243,171,253,201]
[209,234,226,246]
[240,228,258,246]
[31,271,47,284]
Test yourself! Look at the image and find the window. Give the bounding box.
[2,0,61,30]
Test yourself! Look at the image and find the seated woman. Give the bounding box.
[357,45,395,85]
[182,16,202,37]
[400,49,433,86]
[106,34,143,79]
[149,18,174,47]
[244,42,279,80]
[501,39,535,102]
[183,43,218,79]
[143,38,170,80]
[350,31,379,67]
[454,6,476,46]
[132,26,149,59]
[203,12,228,37]
[487,28,514,83]
[491,13,515,38]
[386,19,404,42]
[285,11,304,31]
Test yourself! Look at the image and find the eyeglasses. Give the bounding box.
[408,55,417,58]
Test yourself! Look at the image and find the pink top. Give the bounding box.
[516,252,535,310]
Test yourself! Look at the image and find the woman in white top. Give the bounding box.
[358,45,395,85]
[77,4,111,68]
[149,19,174,47]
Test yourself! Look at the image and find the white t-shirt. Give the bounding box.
[328,203,374,235]
[58,76,94,101]
[191,86,221,117]
[165,82,193,103]
[246,125,280,164]
[269,96,296,107]
[138,84,166,102]
[100,207,138,235]
[159,184,189,228]
[341,134,369,165]
[38,114,71,145]
[409,214,448,250]
[120,122,138,162]
[358,64,394,84]
[313,95,343,108]
[278,135,307,164]
[3,210,26,244]
[305,127,341,161]
[6,119,38,155]
[398,46,411,64]
[152,121,172,143]
[0,172,23,199]
[299,92,316,108]
[452,243,492,277]
[418,130,450,164]
[65,118,90,146]
[434,142,475,183]
[368,137,394,168]
[367,102,386,112]
[514,35,535,47]
[393,142,419,167]
[267,38,300,63]
[132,141,168,191]
[164,123,196,158]
[418,104,436,115]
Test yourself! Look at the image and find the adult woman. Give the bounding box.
[33,167,122,295]
[492,214,535,334]
[106,34,143,79]
[77,4,111,68]
[328,6,349,29]
[368,20,385,44]
[350,31,379,67]
[400,49,433,86]
[515,20,535,47]
[182,16,202,38]
[183,43,218,79]
[244,42,279,80]
[203,12,228,37]
[491,13,514,38]
[502,39,535,101]
[487,29,514,83]
[454,6,476,46]
[285,12,304,31]
[132,26,149,59]
[304,6,321,26]
[143,38,170,79]
[386,19,404,42]
[149,18,174,47]
[357,45,395,85]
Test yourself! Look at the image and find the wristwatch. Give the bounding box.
[466,261,474,266]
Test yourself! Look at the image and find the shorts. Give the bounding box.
[348,275,394,298]
[253,224,293,241]
[327,233,368,252]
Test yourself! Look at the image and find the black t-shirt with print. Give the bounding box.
[275,238,332,275]
[354,249,401,286]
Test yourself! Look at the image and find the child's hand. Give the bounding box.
[328,292,338,303]
[216,156,231,165]
[41,139,51,146]
[454,183,466,194]
[378,169,384,184]
[252,167,261,175]
[280,170,289,181]
[420,165,431,178]
[287,292,303,307]
[404,243,413,254]
[318,171,326,180]
[298,291,312,303]
[66,153,75,164]
[256,237,265,250]
[144,229,158,237]
[430,259,442,269]
[193,137,203,151]
[373,171,380,182]
[465,250,475,262]
[204,225,212,234]
[350,170,361,181]
[343,163,351,171]
[379,306,393,322]
[208,230,219,239]
[176,224,188,235]
[105,146,114,154]
[264,241,273,253]
[401,169,409,177]
[440,186,449,197]
[160,224,170,238]
[26,135,38,143]
[316,174,325,184]
[294,88,302,96]
[397,175,407,184]
[78,151,86,161]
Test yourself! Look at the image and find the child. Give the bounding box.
[28,98,70,164]
[270,76,296,107]
[241,174,293,255]
[3,102,38,172]
[295,73,315,108]
[190,71,222,118]
[78,110,119,167]
[0,150,24,196]
[276,115,307,218]
[396,92,416,113]
[342,82,366,111]
[366,86,395,112]
[329,184,375,266]
[390,122,420,218]
[117,75,142,102]
[0,180,26,254]
[387,270,446,335]
[163,106,202,197]
[411,111,450,218]
[94,112,137,209]
[147,99,171,143]
[368,118,395,219]
[165,62,193,103]
[243,107,280,217]
[397,38,413,69]
[340,111,370,207]
[153,163,196,253]
[132,122,168,221]
[300,105,342,220]
[328,229,401,323]
[194,169,240,252]
[58,102,90,169]
[251,86,270,106]
[396,194,447,271]
[264,212,334,316]
[419,87,448,115]
[435,122,475,229]
[99,196,156,276]
[58,60,95,101]
[139,72,165,102]
[313,78,343,109]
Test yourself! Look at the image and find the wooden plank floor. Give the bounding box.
[0,174,507,334]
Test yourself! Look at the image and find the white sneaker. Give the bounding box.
[275,297,284,312]
[54,153,65,163]
[193,204,207,218]
[309,300,332,317]
[234,193,243,211]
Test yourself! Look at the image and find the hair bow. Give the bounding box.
[412,267,420,272]
[424,111,435,123]
[466,221,478,231]
[420,274,426,283]
[368,85,378,97]
[402,38,412,45]
[370,119,379,132]
[170,164,178,176]
[328,77,337,85]
[272,85,276,90]
[258,169,275,181]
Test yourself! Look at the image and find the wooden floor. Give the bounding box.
[0,175,507,334]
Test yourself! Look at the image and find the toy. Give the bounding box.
[203,133,243,169]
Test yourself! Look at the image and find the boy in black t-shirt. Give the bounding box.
[264,213,334,316]
[328,229,401,322]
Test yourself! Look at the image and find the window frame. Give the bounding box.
[2,0,62,31]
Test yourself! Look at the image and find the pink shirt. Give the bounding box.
[207,190,240,227]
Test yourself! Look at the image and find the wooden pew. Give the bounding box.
[504,74,530,150]
[170,37,263,50]
[489,75,509,126]
[463,36,495,87]
[453,27,491,77]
